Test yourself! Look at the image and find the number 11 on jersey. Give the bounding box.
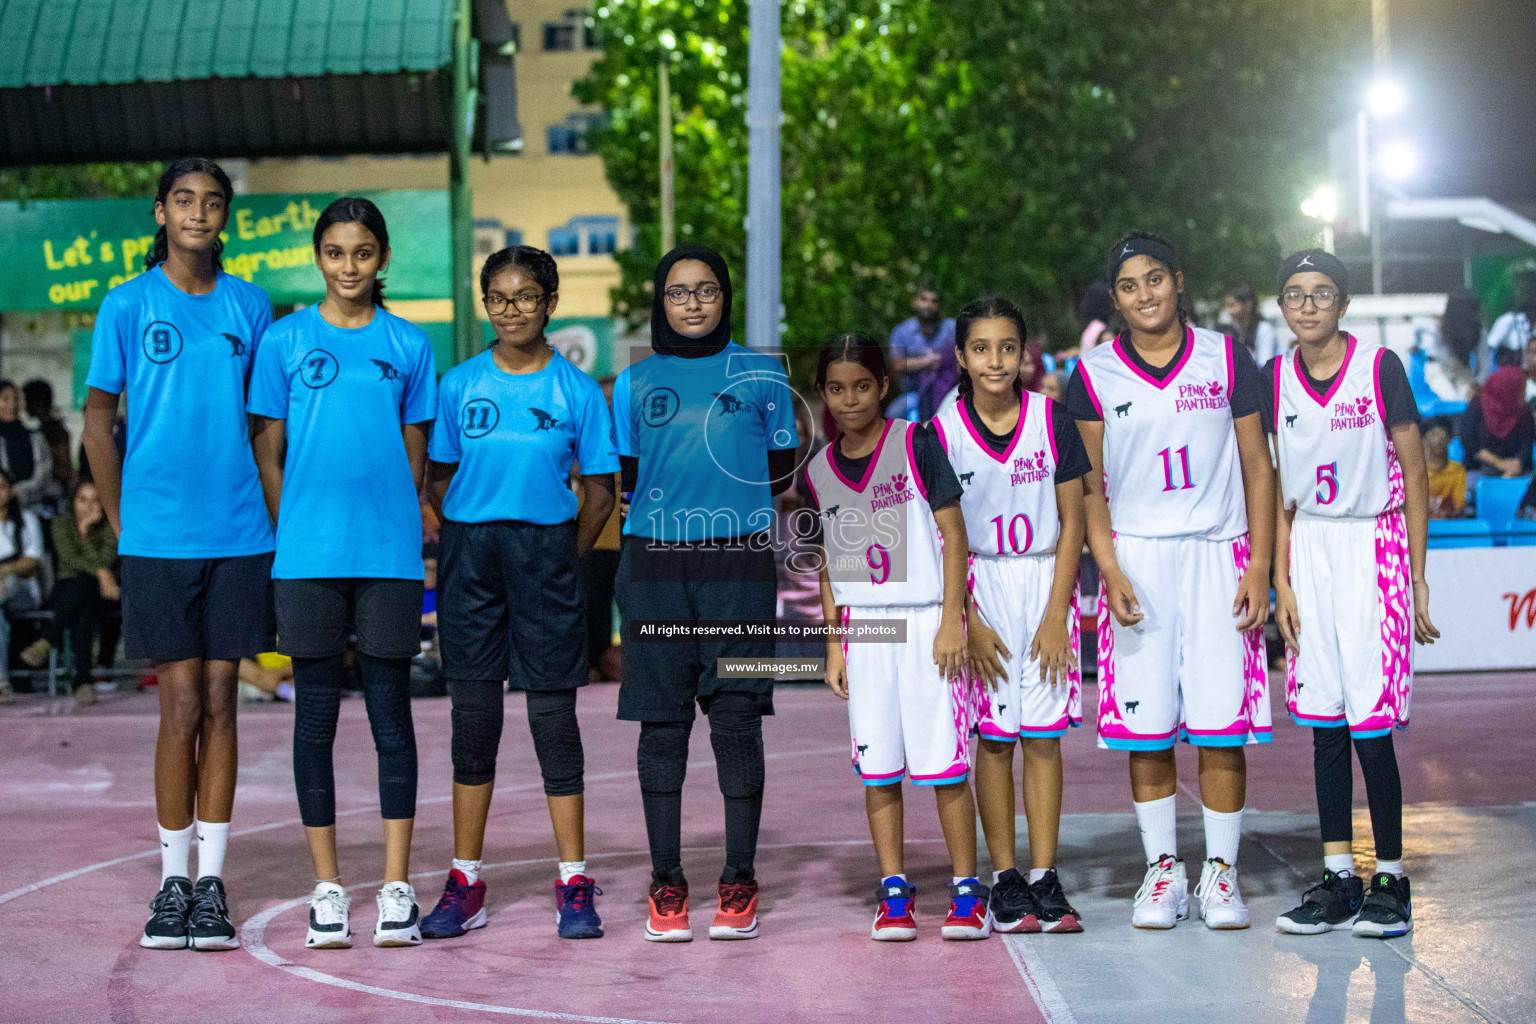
[1158,445,1194,492]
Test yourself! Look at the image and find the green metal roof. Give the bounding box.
[0,0,453,90]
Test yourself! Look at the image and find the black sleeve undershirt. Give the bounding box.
[1052,409,1093,484]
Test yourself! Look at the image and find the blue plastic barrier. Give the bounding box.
[1428,519,1493,549]
[1504,520,1536,547]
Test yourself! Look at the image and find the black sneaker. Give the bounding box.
[1353,873,1412,938]
[1031,868,1084,933]
[188,877,240,950]
[987,868,1041,933]
[140,876,193,949]
[1276,870,1364,934]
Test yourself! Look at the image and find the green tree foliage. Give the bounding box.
[0,162,164,202]
[578,0,1350,356]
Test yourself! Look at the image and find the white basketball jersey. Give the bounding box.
[1077,327,1248,540]
[806,419,945,608]
[1273,335,1403,518]
[932,393,1062,556]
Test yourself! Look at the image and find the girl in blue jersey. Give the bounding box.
[83,158,276,952]
[249,198,438,950]
[420,246,618,941]
[614,245,799,942]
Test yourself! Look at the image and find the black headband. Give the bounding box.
[1106,236,1180,284]
[1278,249,1350,296]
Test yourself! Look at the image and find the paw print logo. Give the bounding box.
[1034,449,1047,468]
[891,471,909,493]
[1207,380,1225,398]
[1355,396,1373,417]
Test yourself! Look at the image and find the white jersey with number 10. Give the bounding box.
[1075,326,1248,540]
[932,392,1062,557]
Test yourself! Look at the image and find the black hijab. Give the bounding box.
[651,244,733,357]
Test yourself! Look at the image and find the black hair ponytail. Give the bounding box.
[954,296,1028,396]
[312,197,392,307]
[145,158,235,272]
[815,332,889,390]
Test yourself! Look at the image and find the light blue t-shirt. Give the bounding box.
[85,266,275,558]
[247,304,438,580]
[614,343,798,542]
[430,348,618,524]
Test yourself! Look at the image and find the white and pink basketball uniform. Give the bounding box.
[933,394,1081,740]
[806,419,970,787]
[1076,327,1269,750]
[1273,335,1411,738]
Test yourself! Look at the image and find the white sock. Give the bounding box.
[452,859,481,885]
[1203,805,1243,866]
[158,823,194,883]
[1324,853,1354,877]
[1134,795,1178,863]
[1375,859,1403,878]
[558,860,587,883]
[276,682,295,702]
[1028,868,1049,884]
[194,820,230,880]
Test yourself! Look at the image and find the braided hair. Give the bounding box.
[145,158,234,272]
[481,245,560,335]
[954,296,1027,396]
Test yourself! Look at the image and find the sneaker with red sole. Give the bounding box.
[710,879,759,940]
[420,869,486,939]
[644,877,692,942]
[942,879,992,940]
[871,878,917,941]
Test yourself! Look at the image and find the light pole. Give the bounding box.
[658,32,676,254]
[745,0,781,351]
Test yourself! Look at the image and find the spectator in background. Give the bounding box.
[22,479,121,705]
[77,406,127,484]
[1486,270,1536,371]
[1039,371,1065,402]
[1438,289,1483,394]
[1524,334,1536,413]
[23,380,73,494]
[889,284,957,422]
[1461,366,1535,478]
[0,469,44,705]
[1019,337,1047,392]
[1223,284,1280,365]
[239,654,295,703]
[1421,417,1466,519]
[0,380,51,511]
[1076,279,1113,357]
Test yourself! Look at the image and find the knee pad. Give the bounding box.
[637,721,691,793]
[708,697,764,800]
[292,660,343,748]
[449,679,505,786]
[526,689,584,797]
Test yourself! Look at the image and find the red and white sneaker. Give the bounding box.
[1132,857,1190,929]
[644,878,692,942]
[941,879,992,940]
[871,879,917,941]
[710,880,759,940]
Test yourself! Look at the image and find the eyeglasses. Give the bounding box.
[484,291,545,315]
[663,283,722,306]
[1280,287,1340,311]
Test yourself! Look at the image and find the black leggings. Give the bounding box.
[1312,725,1403,861]
[293,654,417,827]
[448,681,585,797]
[638,692,765,884]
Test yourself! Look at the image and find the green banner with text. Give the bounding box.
[0,190,448,311]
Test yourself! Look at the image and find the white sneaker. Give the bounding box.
[1131,857,1189,929]
[1194,859,1251,930]
[374,881,422,947]
[305,881,352,949]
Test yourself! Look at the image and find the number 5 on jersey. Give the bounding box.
[1315,462,1338,505]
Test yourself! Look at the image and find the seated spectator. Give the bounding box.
[21,479,121,706]
[1526,335,1536,414]
[23,379,73,495]
[1422,417,1466,519]
[239,653,295,702]
[0,380,51,512]
[1487,270,1536,372]
[0,469,44,704]
[1462,366,1536,478]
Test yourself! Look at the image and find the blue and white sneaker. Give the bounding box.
[555,875,604,939]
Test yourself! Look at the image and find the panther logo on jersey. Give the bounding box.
[1114,401,1133,418]
[1207,380,1224,399]
[1285,414,1298,428]
[870,471,916,513]
[958,471,975,486]
[821,504,841,519]
[1329,395,1375,432]
[1011,450,1050,486]
[1175,380,1229,413]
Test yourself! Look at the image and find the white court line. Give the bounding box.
[1001,934,1079,1024]
[0,744,845,907]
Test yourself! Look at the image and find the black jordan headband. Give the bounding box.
[1105,236,1181,285]
[1278,249,1350,298]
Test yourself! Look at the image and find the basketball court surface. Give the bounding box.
[3,674,1531,1024]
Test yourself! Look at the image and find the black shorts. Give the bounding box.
[438,518,587,691]
[120,552,276,662]
[274,577,423,660]
[615,535,777,722]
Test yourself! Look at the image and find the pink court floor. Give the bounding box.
[2,674,1533,1024]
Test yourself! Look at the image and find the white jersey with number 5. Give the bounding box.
[1273,335,1404,519]
[806,418,945,608]
[1076,327,1248,540]
[932,392,1062,556]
